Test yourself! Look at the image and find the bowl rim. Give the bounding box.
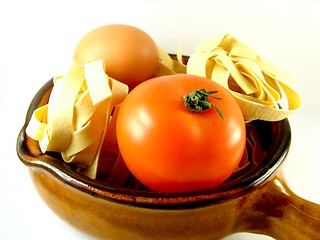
[16,78,291,210]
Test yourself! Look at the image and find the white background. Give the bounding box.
[1,0,320,239]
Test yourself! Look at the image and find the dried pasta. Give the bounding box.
[187,34,301,121]
[26,59,128,178]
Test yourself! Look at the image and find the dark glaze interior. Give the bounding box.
[17,77,291,210]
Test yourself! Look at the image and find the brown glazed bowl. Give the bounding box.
[17,78,320,239]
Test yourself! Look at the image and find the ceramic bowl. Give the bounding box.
[17,71,320,240]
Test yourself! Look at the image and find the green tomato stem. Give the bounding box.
[183,89,224,120]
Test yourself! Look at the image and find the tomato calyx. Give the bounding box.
[183,88,224,120]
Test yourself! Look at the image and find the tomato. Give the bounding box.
[73,24,159,90]
[116,74,246,193]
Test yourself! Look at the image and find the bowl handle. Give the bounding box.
[235,171,320,239]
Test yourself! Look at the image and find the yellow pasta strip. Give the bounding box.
[210,63,230,89]
[63,100,109,166]
[196,35,225,52]
[258,56,295,84]
[278,81,301,111]
[154,62,176,76]
[46,62,85,152]
[39,128,50,153]
[156,46,186,75]
[85,78,128,178]
[96,104,122,180]
[73,90,95,129]
[64,114,102,158]
[176,47,186,66]
[187,51,215,77]
[61,140,99,167]
[215,52,257,95]
[84,59,112,105]
[158,45,175,69]
[236,60,280,104]
[229,43,257,61]
[26,105,48,141]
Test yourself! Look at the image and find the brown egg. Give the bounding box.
[73,24,159,90]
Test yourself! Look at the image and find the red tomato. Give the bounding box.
[116,74,246,193]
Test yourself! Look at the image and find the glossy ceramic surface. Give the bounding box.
[17,78,320,239]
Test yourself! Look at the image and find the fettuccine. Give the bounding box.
[187,34,301,121]
[26,59,128,178]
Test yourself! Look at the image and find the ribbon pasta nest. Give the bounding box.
[26,60,128,178]
[186,34,301,121]
[26,34,301,185]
